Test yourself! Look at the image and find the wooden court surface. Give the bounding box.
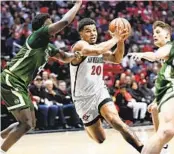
[7,126,174,154]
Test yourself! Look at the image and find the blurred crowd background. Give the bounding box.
[1,1,174,131]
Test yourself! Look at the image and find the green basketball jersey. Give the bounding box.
[155,41,174,102]
[6,26,59,86]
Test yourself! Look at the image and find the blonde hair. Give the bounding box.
[44,79,53,86]
[153,21,171,35]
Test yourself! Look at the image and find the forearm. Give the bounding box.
[142,52,158,62]
[48,3,81,35]
[113,41,124,63]
[62,52,77,63]
[82,38,118,56]
[54,51,76,63]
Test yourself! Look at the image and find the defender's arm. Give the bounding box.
[48,1,82,35]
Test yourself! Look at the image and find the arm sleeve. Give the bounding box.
[27,26,50,49]
[47,43,60,57]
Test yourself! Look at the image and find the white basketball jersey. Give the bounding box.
[70,55,105,98]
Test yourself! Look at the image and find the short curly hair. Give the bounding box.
[78,18,96,32]
[32,13,50,31]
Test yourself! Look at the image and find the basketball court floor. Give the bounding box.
[7,126,174,154]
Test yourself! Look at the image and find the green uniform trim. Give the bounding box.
[155,41,174,111]
[1,71,34,111]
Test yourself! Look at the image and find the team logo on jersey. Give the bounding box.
[82,114,90,121]
[87,57,103,63]
[44,48,50,61]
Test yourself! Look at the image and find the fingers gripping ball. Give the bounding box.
[109,18,132,36]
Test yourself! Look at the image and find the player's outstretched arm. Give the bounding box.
[53,50,81,63]
[48,0,82,35]
[128,44,172,62]
[73,29,127,56]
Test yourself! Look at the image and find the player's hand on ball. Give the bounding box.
[127,53,143,61]
[109,27,129,42]
[119,28,129,41]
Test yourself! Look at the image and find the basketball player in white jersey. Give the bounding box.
[70,18,144,153]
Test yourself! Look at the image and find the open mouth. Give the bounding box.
[154,39,158,42]
[91,38,96,41]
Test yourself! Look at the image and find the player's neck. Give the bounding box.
[159,39,171,48]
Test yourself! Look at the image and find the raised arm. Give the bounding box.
[48,1,82,35]
[103,28,129,63]
[128,44,172,62]
[103,41,125,63]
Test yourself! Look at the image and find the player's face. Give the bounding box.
[80,24,97,44]
[153,26,169,47]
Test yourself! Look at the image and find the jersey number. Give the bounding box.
[91,65,102,75]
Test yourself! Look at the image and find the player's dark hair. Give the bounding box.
[153,21,171,35]
[32,13,50,31]
[78,18,96,32]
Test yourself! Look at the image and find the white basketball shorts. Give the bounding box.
[73,87,113,126]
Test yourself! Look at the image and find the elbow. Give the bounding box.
[61,19,69,26]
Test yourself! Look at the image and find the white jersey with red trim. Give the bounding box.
[70,55,105,98]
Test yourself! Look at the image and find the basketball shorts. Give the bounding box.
[73,87,113,126]
[157,85,174,111]
[1,71,34,111]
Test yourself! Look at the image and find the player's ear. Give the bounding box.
[166,32,170,39]
[79,31,83,39]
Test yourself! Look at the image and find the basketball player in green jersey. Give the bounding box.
[128,21,174,154]
[0,1,82,153]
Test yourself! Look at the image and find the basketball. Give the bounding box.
[109,18,132,36]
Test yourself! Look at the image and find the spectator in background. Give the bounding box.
[127,81,148,123]
[128,81,147,104]
[54,35,66,50]
[44,80,71,129]
[115,85,133,124]
[115,85,147,124]
[42,71,49,85]
[119,73,126,85]
[49,73,59,89]
[57,80,82,128]
[139,79,155,104]
[29,75,48,129]
[125,75,132,88]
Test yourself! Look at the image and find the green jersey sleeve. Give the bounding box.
[28,26,50,49]
[47,43,60,57]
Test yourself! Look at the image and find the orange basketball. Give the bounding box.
[109,18,132,36]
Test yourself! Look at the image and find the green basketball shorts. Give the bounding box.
[1,70,34,111]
